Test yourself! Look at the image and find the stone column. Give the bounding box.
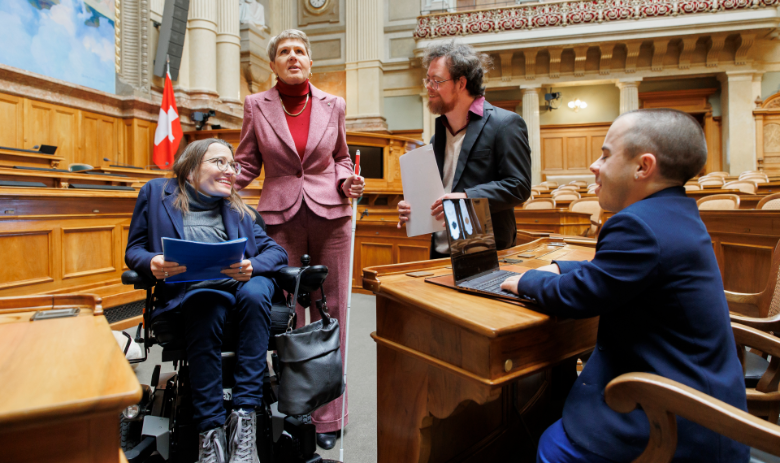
[522,85,542,185]
[216,0,241,104]
[345,0,387,131]
[720,71,761,175]
[188,0,218,100]
[616,79,641,114]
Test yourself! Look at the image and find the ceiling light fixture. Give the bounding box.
[568,99,588,112]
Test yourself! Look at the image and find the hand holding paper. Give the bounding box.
[398,144,446,237]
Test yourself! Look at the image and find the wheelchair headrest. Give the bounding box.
[277,265,328,294]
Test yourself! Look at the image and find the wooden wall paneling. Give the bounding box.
[705,114,723,174]
[125,119,157,168]
[754,92,780,174]
[0,94,24,149]
[24,99,56,150]
[81,111,119,167]
[121,225,131,270]
[0,230,54,290]
[398,244,430,264]
[60,226,116,280]
[540,123,611,179]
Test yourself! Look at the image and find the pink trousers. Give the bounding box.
[266,201,351,433]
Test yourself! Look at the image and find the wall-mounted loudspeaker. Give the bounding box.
[153,0,190,81]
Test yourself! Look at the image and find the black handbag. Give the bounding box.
[274,266,345,416]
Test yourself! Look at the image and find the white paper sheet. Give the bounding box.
[399,144,446,237]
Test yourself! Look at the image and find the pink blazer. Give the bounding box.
[234,84,353,225]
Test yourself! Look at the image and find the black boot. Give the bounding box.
[316,431,338,450]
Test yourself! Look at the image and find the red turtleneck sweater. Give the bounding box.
[277,79,312,159]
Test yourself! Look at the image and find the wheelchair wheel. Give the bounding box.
[120,414,142,452]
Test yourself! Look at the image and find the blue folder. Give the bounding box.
[162,237,248,283]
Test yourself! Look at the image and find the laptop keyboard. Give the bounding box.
[459,270,520,297]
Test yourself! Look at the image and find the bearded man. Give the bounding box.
[397,41,532,257]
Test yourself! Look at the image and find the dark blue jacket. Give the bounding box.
[125,178,288,316]
[517,187,748,462]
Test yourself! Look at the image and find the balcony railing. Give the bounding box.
[414,0,779,39]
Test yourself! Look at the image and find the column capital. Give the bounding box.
[616,79,642,89]
[520,84,542,92]
[720,70,764,82]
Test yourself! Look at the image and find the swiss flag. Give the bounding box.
[153,72,183,169]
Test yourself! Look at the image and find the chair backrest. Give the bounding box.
[723,180,758,194]
[522,198,556,210]
[699,176,725,186]
[696,194,740,210]
[684,184,701,191]
[740,174,769,183]
[552,192,580,201]
[706,171,731,178]
[557,185,579,191]
[530,186,548,195]
[569,197,602,237]
[757,193,780,210]
[540,181,558,188]
[570,181,588,188]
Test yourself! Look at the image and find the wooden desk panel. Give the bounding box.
[515,209,591,236]
[363,238,598,462]
[0,147,65,169]
[0,295,141,463]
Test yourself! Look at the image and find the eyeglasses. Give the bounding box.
[423,77,452,90]
[203,157,241,175]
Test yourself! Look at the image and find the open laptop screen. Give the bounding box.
[443,198,500,283]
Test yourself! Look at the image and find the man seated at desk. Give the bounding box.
[501,109,748,463]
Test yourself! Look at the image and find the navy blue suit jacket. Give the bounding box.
[516,187,748,462]
[125,178,289,316]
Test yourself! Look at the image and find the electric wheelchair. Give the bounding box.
[119,242,336,463]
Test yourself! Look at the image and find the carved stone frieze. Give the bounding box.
[524,50,537,80]
[549,47,563,79]
[414,0,779,39]
[499,52,514,82]
[735,33,755,65]
[573,46,588,77]
[599,44,614,75]
[651,39,668,72]
[625,41,642,73]
[678,36,697,69]
[707,33,727,67]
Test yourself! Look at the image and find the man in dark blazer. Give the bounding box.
[501,109,748,462]
[397,42,532,257]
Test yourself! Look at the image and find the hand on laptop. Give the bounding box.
[431,193,468,222]
[500,264,561,294]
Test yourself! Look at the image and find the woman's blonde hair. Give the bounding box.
[267,29,312,61]
[168,138,255,220]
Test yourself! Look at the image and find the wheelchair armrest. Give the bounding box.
[276,265,328,294]
[122,270,155,290]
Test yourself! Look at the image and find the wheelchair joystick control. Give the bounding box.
[300,254,311,267]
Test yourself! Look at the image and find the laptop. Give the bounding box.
[432,198,526,302]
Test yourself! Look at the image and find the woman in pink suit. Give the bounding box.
[234,29,363,450]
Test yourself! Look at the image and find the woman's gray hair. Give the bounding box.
[422,41,492,97]
[267,29,312,61]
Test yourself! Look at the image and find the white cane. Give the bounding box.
[339,151,360,462]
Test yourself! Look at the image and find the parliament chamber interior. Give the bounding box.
[5,0,780,462]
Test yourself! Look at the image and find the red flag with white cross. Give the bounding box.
[152,70,183,169]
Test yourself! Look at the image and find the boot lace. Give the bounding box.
[228,410,257,462]
[201,429,226,463]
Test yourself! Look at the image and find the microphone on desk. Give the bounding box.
[103,158,139,169]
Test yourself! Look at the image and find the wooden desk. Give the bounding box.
[0,147,65,170]
[93,164,171,181]
[363,238,599,462]
[515,209,591,236]
[0,295,141,463]
[0,167,139,189]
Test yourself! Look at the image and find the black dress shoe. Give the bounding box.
[316,431,338,450]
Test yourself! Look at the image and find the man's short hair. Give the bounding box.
[618,108,707,184]
[267,29,312,62]
[422,41,492,97]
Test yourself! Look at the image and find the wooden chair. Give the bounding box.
[522,198,556,210]
[723,180,758,194]
[740,174,769,184]
[557,185,579,192]
[683,184,701,191]
[540,181,558,189]
[698,176,725,187]
[758,193,780,210]
[551,191,581,202]
[569,197,602,237]
[570,180,588,188]
[696,194,740,210]
[740,170,766,178]
[531,186,548,195]
[706,171,731,178]
[605,365,780,463]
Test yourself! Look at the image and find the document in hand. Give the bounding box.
[399,144,446,237]
[162,237,248,283]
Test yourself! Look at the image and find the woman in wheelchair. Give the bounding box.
[125,138,288,463]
